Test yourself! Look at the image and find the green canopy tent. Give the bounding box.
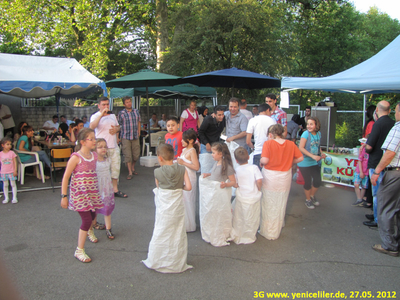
[106,69,181,124]
[109,84,217,115]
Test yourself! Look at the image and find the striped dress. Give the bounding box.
[68,152,103,212]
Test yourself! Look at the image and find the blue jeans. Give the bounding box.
[369,168,384,223]
[253,154,262,170]
[24,150,51,168]
[200,144,211,154]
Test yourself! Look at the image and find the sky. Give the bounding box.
[351,0,400,21]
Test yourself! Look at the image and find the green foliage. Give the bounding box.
[0,0,154,78]
[161,0,280,76]
[335,113,363,148]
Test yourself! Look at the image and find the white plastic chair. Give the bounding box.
[142,131,167,156]
[142,134,150,156]
[14,150,45,185]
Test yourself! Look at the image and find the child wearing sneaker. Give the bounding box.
[298,117,326,209]
[0,137,18,204]
[353,138,369,206]
[61,128,104,263]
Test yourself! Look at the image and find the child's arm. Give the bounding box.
[203,173,211,178]
[60,155,79,209]
[293,156,304,165]
[260,156,269,167]
[177,151,199,170]
[180,149,199,171]
[299,137,320,161]
[256,179,262,191]
[220,174,236,188]
[155,178,159,188]
[183,169,192,191]
[13,157,18,177]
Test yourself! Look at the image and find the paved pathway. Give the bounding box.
[1,164,399,300]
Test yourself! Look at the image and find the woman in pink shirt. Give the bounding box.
[180,100,200,133]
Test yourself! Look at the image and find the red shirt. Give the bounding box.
[165,131,183,159]
[363,121,374,138]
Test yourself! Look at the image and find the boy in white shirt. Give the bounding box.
[231,146,263,244]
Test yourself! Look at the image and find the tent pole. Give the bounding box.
[363,94,366,130]
[146,85,150,129]
[56,93,60,117]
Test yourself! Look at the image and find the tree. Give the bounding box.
[161,0,282,76]
[0,0,154,79]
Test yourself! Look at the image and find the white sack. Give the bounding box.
[183,166,197,232]
[259,169,292,240]
[226,141,240,170]
[199,176,232,247]
[199,153,214,174]
[142,188,193,273]
[231,188,262,244]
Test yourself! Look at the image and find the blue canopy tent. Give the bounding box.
[0,53,107,113]
[281,34,400,124]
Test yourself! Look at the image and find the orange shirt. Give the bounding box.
[165,131,183,159]
[261,139,302,171]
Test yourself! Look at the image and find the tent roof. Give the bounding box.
[110,84,217,99]
[281,35,400,94]
[0,53,106,98]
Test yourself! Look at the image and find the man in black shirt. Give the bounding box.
[198,106,226,153]
[300,106,311,135]
[363,101,395,227]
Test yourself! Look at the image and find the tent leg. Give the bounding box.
[363,94,366,130]
[56,93,60,117]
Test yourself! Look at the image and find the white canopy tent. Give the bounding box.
[0,53,106,100]
[281,35,400,94]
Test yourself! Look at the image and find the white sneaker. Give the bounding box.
[305,200,315,209]
[2,199,9,204]
[310,196,320,206]
[12,199,18,204]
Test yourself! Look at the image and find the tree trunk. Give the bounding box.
[156,0,168,71]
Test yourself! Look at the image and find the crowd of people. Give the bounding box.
[2,95,398,269]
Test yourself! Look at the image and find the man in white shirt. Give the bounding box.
[158,113,167,130]
[42,115,59,134]
[240,99,253,121]
[90,97,127,198]
[0,104,15,137]
[246,103,276,169]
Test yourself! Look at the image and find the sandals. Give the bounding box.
[93,222,106,230]
[87,228,98,243]
[74,247,91,263]
[127,174,133,180]
[106,229,115,240]
[114,191,128,198]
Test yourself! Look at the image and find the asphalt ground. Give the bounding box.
[0,164,399,300]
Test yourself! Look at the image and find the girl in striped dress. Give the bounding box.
[61,128,103,263]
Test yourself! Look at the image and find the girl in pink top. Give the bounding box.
[61,128,104,263]
[180,100,200,133]
[0,137,18,204]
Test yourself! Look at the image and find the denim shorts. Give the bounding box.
[353,172,369,189]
